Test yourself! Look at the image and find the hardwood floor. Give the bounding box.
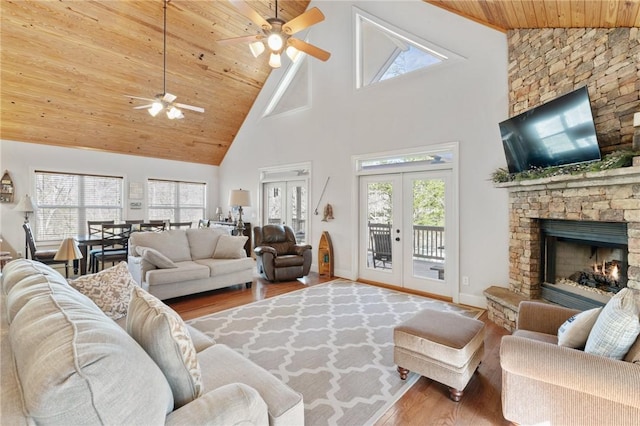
[167,273,511,425]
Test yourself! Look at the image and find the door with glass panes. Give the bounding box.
[359,170,452,298]
[263,180,308,244]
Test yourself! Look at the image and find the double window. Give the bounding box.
[34,171,123,241]
[147,179,206,223]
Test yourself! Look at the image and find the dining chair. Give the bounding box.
[125,220,144,224]
[22,223,67,269]
[87,220,115,273]
[169,222,192,229]
[93,223,132,272]
[139,222,166,232]
[198,219,210,228]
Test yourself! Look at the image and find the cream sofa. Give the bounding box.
[1,259,304,425]
[500,299,640,425]
[128,227,255,300]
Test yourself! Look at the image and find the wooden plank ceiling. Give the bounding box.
[2,1,639,166]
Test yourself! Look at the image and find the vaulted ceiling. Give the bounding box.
[2,1,638,166]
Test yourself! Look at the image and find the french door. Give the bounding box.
[262,180,308,244]
[359,170,454,298]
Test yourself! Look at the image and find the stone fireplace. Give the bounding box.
[484,163,640,331]
[540,219,628,310]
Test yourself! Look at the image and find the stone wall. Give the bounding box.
[507,28,640,153]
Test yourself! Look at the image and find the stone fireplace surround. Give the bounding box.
[484,162,640,331]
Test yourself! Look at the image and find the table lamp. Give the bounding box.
[54,237,83,278]
[228,189,251,234]
[15,194,35,224]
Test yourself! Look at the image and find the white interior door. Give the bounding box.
[359,171,454,298]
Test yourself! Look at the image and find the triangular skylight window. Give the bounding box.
[263,53,310,118]
[354,8,459,89]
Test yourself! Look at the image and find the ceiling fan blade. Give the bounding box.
[229,0,271,30]
[217,34,264,45]
[133,104,154,110]
[283,7,325,35]
[175,103,205,113]
[163,93,177,103]
[287,38,331,61]
[124,95,155,102]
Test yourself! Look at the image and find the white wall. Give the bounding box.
[0,140,219,255]
[220,0,511,307]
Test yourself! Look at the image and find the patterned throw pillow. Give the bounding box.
[126,286,203,408]
[585,288,640,359]
[136,246,177,269]
[69,261,135,320]
[212,235,248,259]
[557,307,602,348]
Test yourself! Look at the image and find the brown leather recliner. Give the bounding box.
[254,225,312,282]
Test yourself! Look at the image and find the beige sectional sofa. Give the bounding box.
[1,259,304,425]
[128,227,255,300]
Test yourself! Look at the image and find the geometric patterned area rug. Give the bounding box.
[188,279,484,426]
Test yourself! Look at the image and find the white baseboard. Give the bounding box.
[458,292,487,309]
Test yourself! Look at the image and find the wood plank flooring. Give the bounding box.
[167,273,511,425]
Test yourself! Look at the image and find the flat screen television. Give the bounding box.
[499,86,601,174]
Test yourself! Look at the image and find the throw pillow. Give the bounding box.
[557,307,602,348]
[69,261,135,320]
[126,286,203,408]
[136,246,177,269]
[213,234,248,259]
[585,288,640,359]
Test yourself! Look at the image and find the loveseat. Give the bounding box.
[128,227,255,300]
[500,294,640,425]
[1,259,304,425]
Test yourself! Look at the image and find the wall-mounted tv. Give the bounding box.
[499,86,601,174]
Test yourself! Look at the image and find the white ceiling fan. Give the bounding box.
[126,0,204,120]
[218,0,331,68]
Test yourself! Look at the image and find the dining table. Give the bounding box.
[74,234,104,275]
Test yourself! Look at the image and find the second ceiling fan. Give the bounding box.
[219,0,331,68]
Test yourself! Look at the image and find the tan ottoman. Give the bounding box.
[393,308,485,401]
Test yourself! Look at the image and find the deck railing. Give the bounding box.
[412,225,445,260]
[367,224,444,261]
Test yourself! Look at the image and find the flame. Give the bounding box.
[611,264,619,280]
[593,263,600,273]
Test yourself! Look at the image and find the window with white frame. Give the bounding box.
[147,179,206,223]
[34,171,124,241]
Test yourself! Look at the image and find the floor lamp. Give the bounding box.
[228,189,251,235]
[14,194,35,258]
[54,237,83,278]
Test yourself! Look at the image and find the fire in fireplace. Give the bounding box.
[540,220,628,310]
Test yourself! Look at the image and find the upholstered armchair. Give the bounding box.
[500,300,640,425]
[253,225,312,282]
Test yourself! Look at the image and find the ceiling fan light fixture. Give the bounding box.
[148,102,163,117]
[167,106,184,120]
[269,52,282,68]
[285,45,301,62]
[267,33,284,51]
[249,41,266,57]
